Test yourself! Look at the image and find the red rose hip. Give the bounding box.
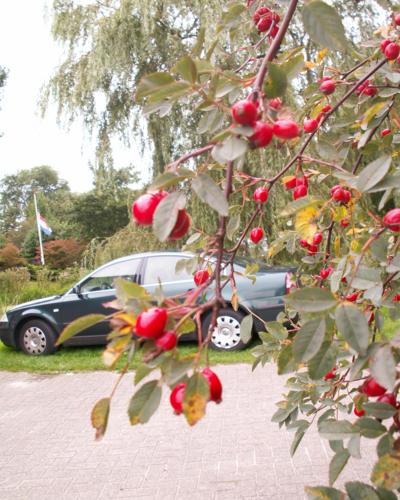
[170,383,186,414]
[361,377,387,397]
[385,42,400,60]
[250,227,264,244]
[132,191,167,225]
[354,406,365,417]
[313,232,323,245]
[231,100,258,126]
[319,79,336,95]
[156,331,177,351]
[136,307,168,339]
[293,185,307,200]
[168,209,190,240]
[194,269,209,286]
[202,367,223,403]
[383,208,400,232]
[253,187,269,203]
[249,121,274,148]
[273,119,300,139]
[303,118,319,134]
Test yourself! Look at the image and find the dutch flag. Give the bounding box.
[38,214,52,236]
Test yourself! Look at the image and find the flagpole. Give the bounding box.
[33,192,45,266]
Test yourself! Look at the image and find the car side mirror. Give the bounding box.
[72,285,83,298]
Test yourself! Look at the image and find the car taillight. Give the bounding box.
[285,272,296,294]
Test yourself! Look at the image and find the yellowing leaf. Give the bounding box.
[332,205,348,222]
[350,239,360,252]
[305,61,318,69]
[183,393,207,426]
[295,207,318,243]
[334,235,341,257]
[361,102,386,128]
[317,48,329,63]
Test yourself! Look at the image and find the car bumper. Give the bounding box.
[0,321,16,348]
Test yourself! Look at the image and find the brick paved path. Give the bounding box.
[0,364,376,499]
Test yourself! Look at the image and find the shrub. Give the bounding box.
[39,238,86,269]
[0,243,26,270]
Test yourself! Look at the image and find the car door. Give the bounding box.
[59,257,143,340]
[142,254,194,298]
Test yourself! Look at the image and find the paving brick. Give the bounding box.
[0,365,377,499]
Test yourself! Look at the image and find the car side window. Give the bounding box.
[80,258,140,293]
[144,256,193,285]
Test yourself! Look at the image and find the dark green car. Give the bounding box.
[0,251,295,355]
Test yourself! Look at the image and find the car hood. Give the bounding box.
[8,295,62,312]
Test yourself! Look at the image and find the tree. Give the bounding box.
[0,243,26,270]
[41,239,85,269]
[57,1,400,497]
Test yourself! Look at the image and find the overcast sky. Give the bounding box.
[0,0,145,193]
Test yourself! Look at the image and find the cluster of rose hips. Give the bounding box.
[330,184,351,205]
[132,191,190,240]
[299,232,323,256]
[283,175,308,200]
[354,377,398,417]
[231,99,300,148]
[170,367,223,415]
[136,306,177,350]
[381,38,400,62]
[252,6,280,37]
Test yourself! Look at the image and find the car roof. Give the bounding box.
[104,251,193,266]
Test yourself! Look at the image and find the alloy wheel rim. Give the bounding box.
[23,326,47,355]
[211,315,242,349]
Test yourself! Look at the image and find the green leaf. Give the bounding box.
[345,481,381,500]
[356,155,392,193]
[278,344,297,374]
[367,173,400,193]
[335,304,370,355]
[91,397,110,441]
[264,62,288,98]
[135,72,175,100]
[192,174,229,216]
[280,196,323,217]
[347,434,361,459]
[153,191,186,242]
[318,420,357,440]
[377,434,394,458]
[280,53,305,80]
[352,266,381,290]
[183,372,210,426]
[372,451,400,490]
[290,425,309,456]
[134,364,153,385]
[302,0,348,51]
[148,81,191,103]
[271,405,295,423]
[329,450,350,485]
[369,344,396,391]
[293,317,326,362]
[150,171,188,190]
[173,55,197,83]
[285,288,337,313]
[308,341,337,380]
[212,135,248,163]
[128,380,162,425]
[305,486,345,500]
[363,402,397,420]
[240,315,253,344]
[354,417,386,439]
[163,358,193,386]
[265,321,288,340]
[57,313,106,345]
[226,213,241,240]
[114,278,150,301]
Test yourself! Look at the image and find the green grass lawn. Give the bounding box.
[0,341,255,373]
[0,311,398,374]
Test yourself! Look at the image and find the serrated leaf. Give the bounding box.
[135,72,175,100]
[329,450,350,485]
[163,358,193,386]
[281,196,323,217]
[128,380,162,425]
[280,53,305,80]
[148,81,191,103]
[345,481,381,500]
[285,287,337,313]
[369,344,396,391]
[150,172,188,190]
[354,417,386,439]
[153,192,186,242]
[240,314,253,344]
[356,155,392,193]
[363,402,397,419]
[134,364,153,385]
[173,55,197,83]
[347,434,361,459]
[114,278,150,301]
[302,1,348,51]
[192,174,228,216]
[57,314,106,345]
[308,341,337,380]
[264,62,288,98]
[360,102,387,128]
[305,486,345,500]
[227,213,241,240]
[295,206,319,242]
[318,420,357,440]
[293,317,326,362]
[335,304,370,355]
[372,451,400,490]
[212,135,248,163]
[91,397,110,441]
[278,344,297,374]
[183,372,210,426]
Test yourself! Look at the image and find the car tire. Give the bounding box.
[18,319,58,356]
[202,308,251,351]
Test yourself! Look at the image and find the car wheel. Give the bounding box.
[202,308,250,351]
[18,319,57,356]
